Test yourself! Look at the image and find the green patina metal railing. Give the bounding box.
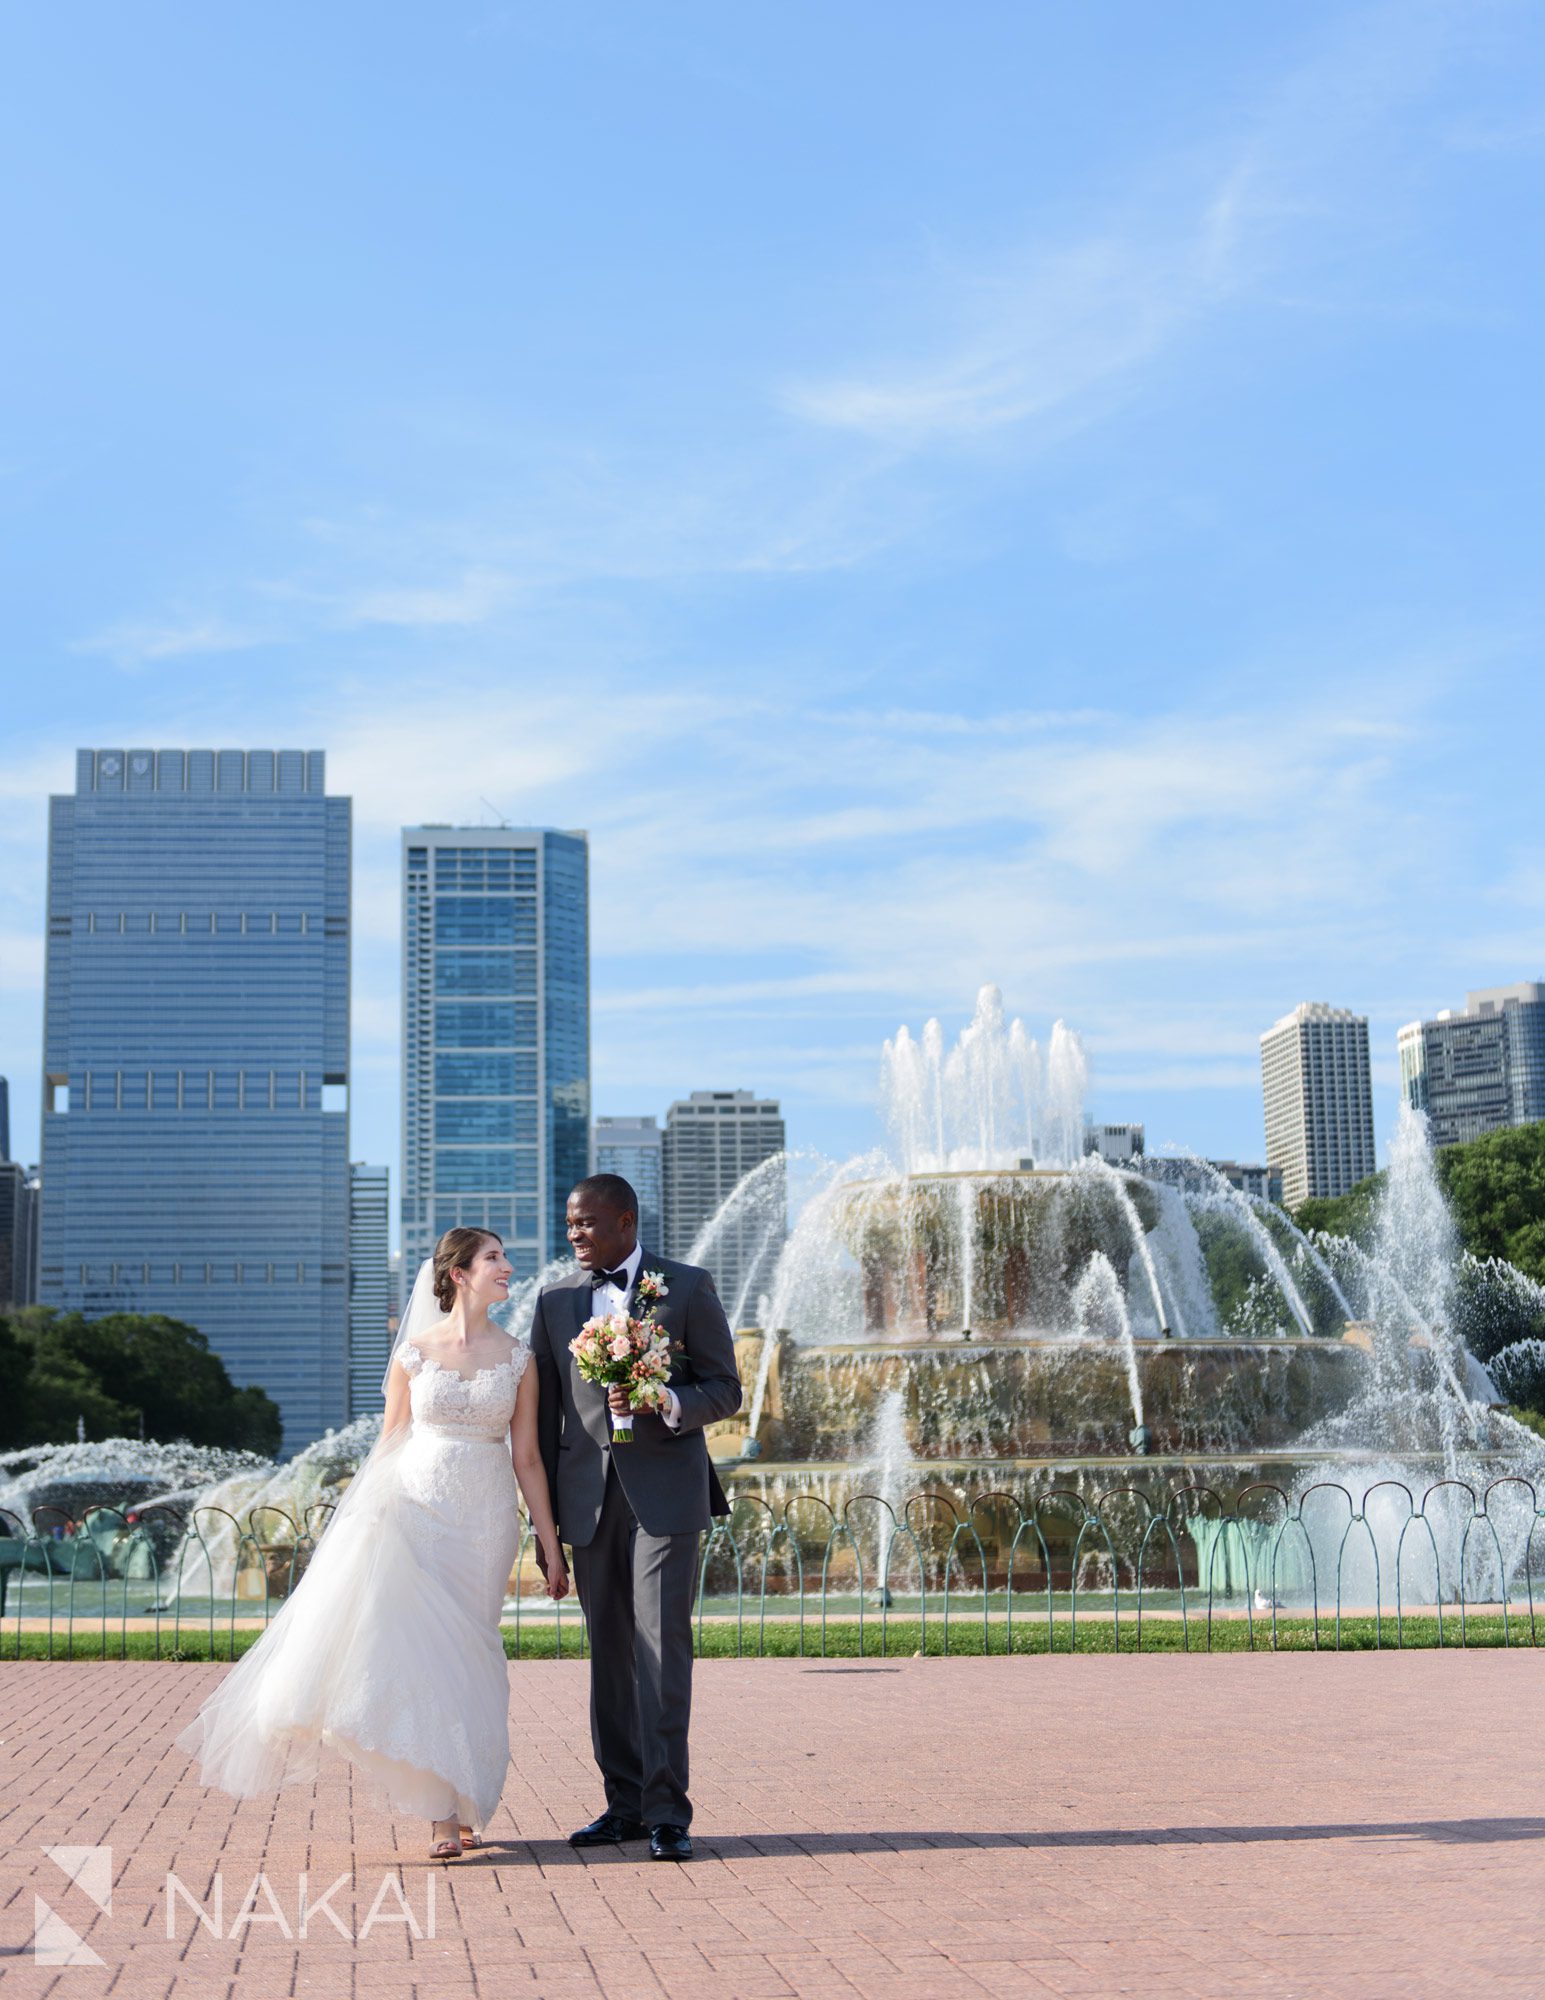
[3,1475,1544,1660]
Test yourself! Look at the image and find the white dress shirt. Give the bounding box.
[593,1241,682,1430]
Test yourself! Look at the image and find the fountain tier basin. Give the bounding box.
[727,1332,1367,1463]
[837,1167,1165,1338]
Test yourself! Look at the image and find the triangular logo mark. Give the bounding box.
[44,1845,112,1911]
[33,1898,105,1966]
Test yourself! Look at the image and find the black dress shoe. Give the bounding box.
[649,1824,693,1862]
[569,1812,648,1847]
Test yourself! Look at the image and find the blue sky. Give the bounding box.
[2,1,1542,1189]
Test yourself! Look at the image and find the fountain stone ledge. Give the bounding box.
[714,1330,1370,1467]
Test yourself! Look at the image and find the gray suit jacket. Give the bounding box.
[531,1251,742,1545]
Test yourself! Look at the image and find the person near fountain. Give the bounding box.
[530,1173,741,1863]
[177,1228,569,1860]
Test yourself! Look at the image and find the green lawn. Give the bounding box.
[1,1610,1535,1661]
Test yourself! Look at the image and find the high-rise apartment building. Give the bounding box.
[1260,1003,1376,1210]
[401,828,589,1282]
[0,1078,38,1308]
[1398,981,1545,1148]
[348,1163,391,1420]
[39,749,351,1448]
[593,1115,663,1246]
[662,1090,785,1320]
[0,1161,38,1308]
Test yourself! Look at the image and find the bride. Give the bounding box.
[178,1227,569,1859]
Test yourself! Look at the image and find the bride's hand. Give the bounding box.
[541,1543,570,1601]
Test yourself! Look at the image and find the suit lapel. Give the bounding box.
[637,1252,689,1388]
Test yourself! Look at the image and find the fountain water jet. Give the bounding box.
[1071,1254,1143,1434]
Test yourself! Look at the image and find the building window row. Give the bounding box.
[57,1070,341,1112]
[80,911,329,936]
[70,1260,311,1286]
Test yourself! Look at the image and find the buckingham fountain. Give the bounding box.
[679,986,1544,1595]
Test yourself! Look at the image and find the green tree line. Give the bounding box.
[0,1307,281,1455]
[1297,1120,1545,1282]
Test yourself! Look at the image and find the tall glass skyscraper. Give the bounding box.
[39,749,352,1450]
[401,828,589,1283]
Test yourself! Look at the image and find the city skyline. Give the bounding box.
[1,736,1540,1220]
[3,7,1544,1185]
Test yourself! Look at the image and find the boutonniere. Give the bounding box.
[634,1270,669,1319]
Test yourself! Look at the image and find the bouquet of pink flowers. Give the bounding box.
[569,1309,674,1443]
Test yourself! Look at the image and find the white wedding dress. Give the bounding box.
[178,1332,528,1832]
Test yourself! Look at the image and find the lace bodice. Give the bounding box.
[399,1337,529,1439]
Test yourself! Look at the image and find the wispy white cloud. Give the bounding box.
[783,222,1237,448]
[782,1,1469,453]
[72,615,265,670]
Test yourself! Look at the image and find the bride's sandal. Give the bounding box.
[430,1819,463,1860]
[459,1826,480,1850]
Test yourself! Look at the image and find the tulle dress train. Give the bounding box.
[178,1337,528,1830]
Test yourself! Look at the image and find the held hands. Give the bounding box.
[540,1540,570,1601]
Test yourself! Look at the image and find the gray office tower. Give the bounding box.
[593,1116,663,1246]
[1260,1002,1376,1209]
[663,1090,785,1322]
[1398,982,1545,1148]
[0,1076,39,1308]
[401,828,589,1284]
[39,750,351,1449]
[348,1163,392,1419]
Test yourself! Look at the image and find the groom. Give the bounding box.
[530,1172,742,1861]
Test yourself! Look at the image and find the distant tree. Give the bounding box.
[1293,1123,1545,1284]
[1192,1212,1272,1331]
[0,1308,281,1455]
[1295,1174,1386,1248]
[1439,1124,1545,1283]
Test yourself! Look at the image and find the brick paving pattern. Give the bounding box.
[2,1653,1543,1998]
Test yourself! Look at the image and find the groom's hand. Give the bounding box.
[607,1386,631,1416]
[541,1542,570,1600]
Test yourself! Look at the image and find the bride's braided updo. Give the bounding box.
[432,1227,503,1312]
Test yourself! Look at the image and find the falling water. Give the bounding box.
[957,1179,976,1331]
[1359,1106,1483,1471]
[1248,1197,1355,1323]
[0,1437,272,1527]
[1143,1179,1220,1338]
[686,1149,790,1329]
[1182,1157,1314,1336]
[867,1389,911,1589]
[1072,1253,1144,1430]
[1081,1157,1172,1336]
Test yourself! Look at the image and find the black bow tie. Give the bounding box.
[591,1266,631,1289]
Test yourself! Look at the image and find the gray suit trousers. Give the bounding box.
[571,1464,699,1829]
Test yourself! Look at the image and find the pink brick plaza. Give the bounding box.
[3,1654,1544,1999]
